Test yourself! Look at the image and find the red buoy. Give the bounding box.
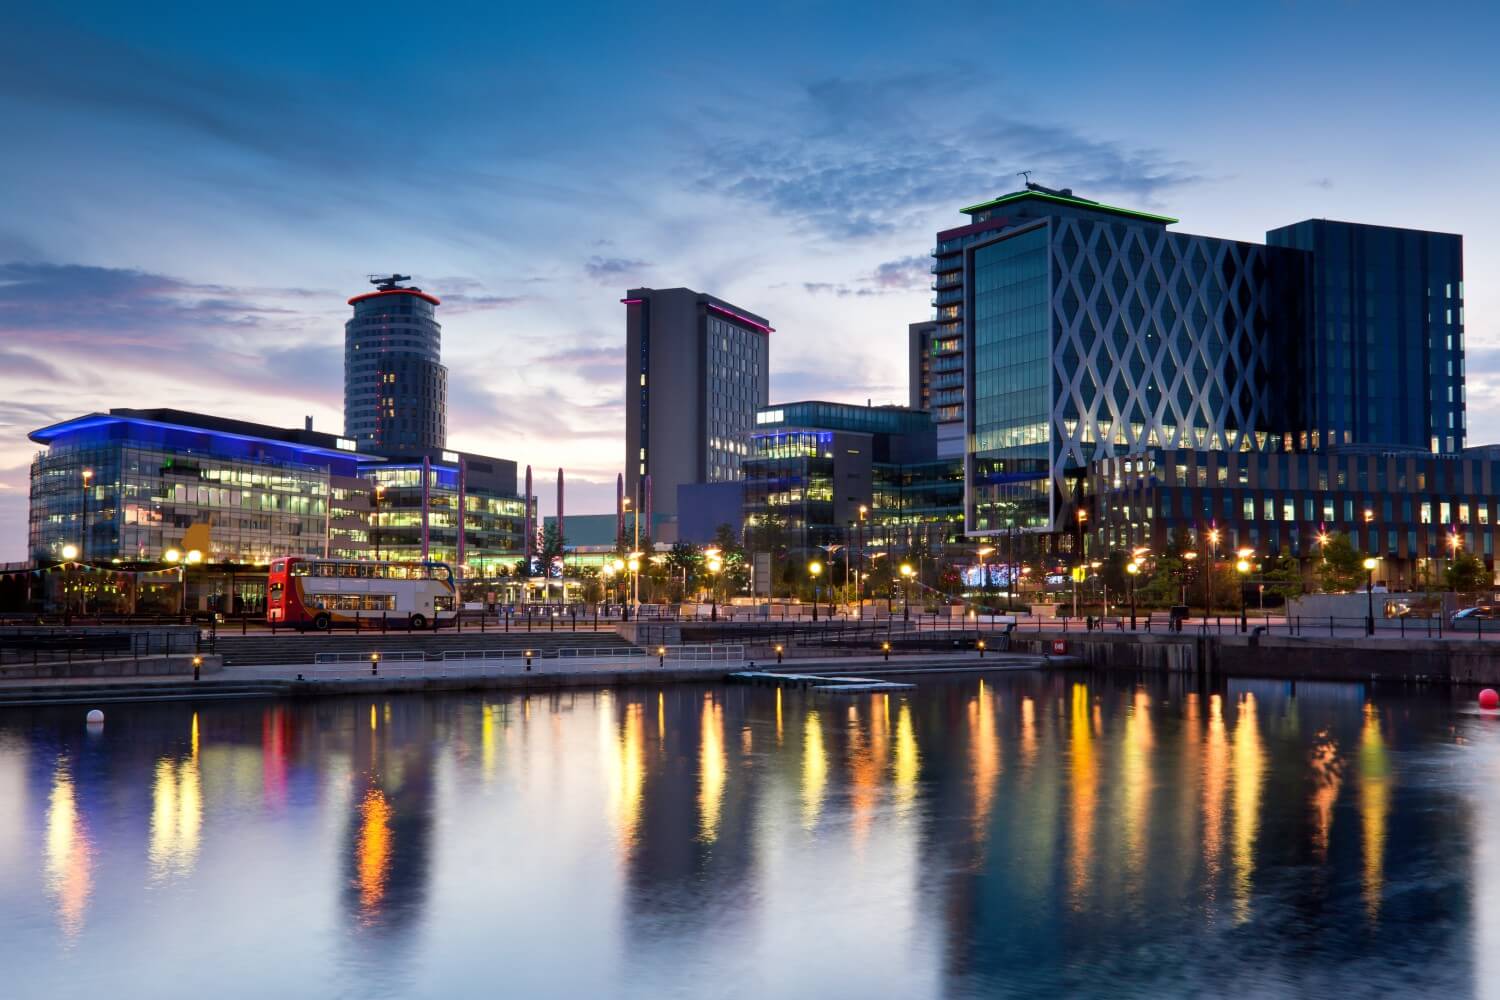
[1480,689,1499,710]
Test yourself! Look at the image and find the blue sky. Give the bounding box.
[2,1,1497,560]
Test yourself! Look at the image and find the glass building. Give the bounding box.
[344,275,448,452]
[28,409,364,565]
[364,451,530,579]
[1267,220,1464,454]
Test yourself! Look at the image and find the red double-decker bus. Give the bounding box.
[267,556,456,631]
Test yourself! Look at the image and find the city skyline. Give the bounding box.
[3,3,1498,561]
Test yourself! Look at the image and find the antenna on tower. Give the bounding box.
[368,274,413,291]
[1017,170,1033,187]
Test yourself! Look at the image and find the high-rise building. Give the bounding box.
[1267,220,1464,454]
[949,183,1464,551]
[344,274,447,452]
[907,320,945,413]
[622,287,770,516]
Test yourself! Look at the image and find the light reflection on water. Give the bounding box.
[0,673,1490,998]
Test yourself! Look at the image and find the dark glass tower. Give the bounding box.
[1266,220,1464,454]
[344,275,447,452]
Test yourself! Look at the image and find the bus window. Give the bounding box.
[271,561,284,574]
[291,562,310,576]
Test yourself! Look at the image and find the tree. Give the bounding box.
[538,524,565,568]
[1314,532,1366,593]
[1261,555,1304,602]
[711,523,749,596]
[666,541,702,601]
[1446,551,1489,595]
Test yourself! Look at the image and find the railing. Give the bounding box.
[284,644,748,676]
[0,627,203,666]
[313,650,427,664]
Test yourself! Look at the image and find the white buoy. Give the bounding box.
[86,709,104,725]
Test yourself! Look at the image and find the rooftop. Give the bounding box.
[960,186,1178,226]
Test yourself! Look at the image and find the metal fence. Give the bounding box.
[0,628,203,666]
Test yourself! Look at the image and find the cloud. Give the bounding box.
[530,343,622,387]
[802,254,931,298]
[694,72,1199,239]
[584,256,651,283]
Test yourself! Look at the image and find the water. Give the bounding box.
[0,673,1495,999]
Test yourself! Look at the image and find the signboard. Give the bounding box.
[1051,639,1067,655]
[1071,566,1087,583]
[752,552,772,597]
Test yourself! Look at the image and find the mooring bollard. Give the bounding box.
[371,651,380,676]
[192,654,202,681]
[978,638,986,659]
[775,643,784,664]
[525,649,533,671]
[882,640,891,661]
[657,645,666,667]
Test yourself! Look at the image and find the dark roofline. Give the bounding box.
[960,189,1177,225]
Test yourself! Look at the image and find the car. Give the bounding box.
[1451,606,1494,623]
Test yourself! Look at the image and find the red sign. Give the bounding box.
[1051,639,1066,655]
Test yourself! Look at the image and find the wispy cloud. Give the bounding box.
[694,72,1199,239]
[584,256,651,283]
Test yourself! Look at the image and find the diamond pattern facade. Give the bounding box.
[967,216,1284,535]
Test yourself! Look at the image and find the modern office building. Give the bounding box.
[1267,220,1465,454]
[1086,446,1500,589]
[363,447,530,579]
[742,401,962,558]
[907,320,948,414]
[948,183,1464,561]
[344,274,448,452]
[622,287,771,515]
[28,408,369,566]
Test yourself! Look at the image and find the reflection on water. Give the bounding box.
[0,673,1491,998]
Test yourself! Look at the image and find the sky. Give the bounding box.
[1,0,1497,561]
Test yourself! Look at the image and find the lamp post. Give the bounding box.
[79,469,93,614]
[1182,550,1198,608]
[1205,527,1221,622]
[977,545,995,615]
[165,547,203,618]
[707,554,722,621]
[1236,556,1252,633]
[808,560,822,621]
[1363,556,1378,636]
[899,562,914,622]
[1126,561,1140,630]
[857,504,868,619]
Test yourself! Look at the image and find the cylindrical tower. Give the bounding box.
[344,274,447,451]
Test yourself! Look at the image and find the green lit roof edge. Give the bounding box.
[959,190,1178,225]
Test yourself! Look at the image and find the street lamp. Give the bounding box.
[808,560,823,621]
[1126,561,1140,630]
[976,545,995,614]
[1363,556,1378,635]
[166,548,203,617]
[899,562,914,622]
[707,555,723,621]
[1235,557,1252,633]
[1205,528,1221,620]
[372,483,386,561]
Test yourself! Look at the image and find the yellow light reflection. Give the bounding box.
[968,680,1001,842]
[1121,688,1153,885]
[1309,730,1343,861]
[370,704,377,731]
[148,753,203,881]
[355,788,392,924]
[699,695,726,843]
[1360,703,1392,924]
[1020,695,1037,768]
[601,698,646,853]
[893,701,920,811]
[847,701,883,846]
[1231,692,1264,924]
[802,710,827,829]
[481,704,498,780]
[776,688,784,746]
[1202,693,1228,905]
[44,759,92,939]
[658,691,665,746]
[1068,683,1096,910]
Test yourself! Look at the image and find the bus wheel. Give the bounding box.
[409,614,427,631]
[313,613,331,632]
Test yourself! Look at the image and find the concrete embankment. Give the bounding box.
[1011,630,1500,684]
[0,652,1060,705]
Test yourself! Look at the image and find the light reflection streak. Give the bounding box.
[602,697,645,853]
[1231,692,1264,924]
[44,758,92,940]
[1201,693,1228,908]
[148,716,203,881]
[802,710,827,829]
[1121,688,1153,886]
[968,680,1001,842]
[893,701,919,812]
[699,694,726,843]
[354,788,392,925]
[1309,730,1343,861]
[481,704,498,780]
[1068,683,1096,910]
[1020,696,1037,768]
[1360,703,1392,924]
[847,702,882,846]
